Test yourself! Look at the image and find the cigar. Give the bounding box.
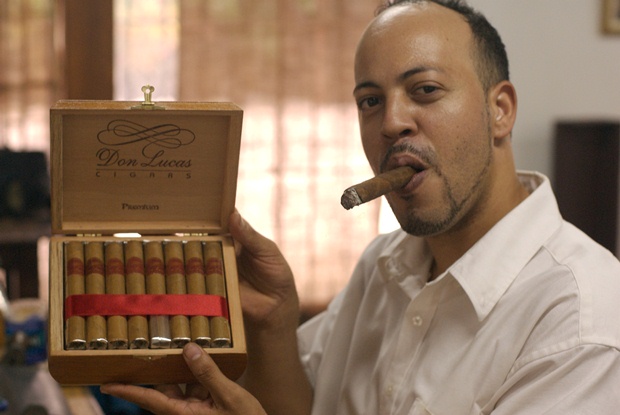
[85,242,108,350]
[64,241,86,350]
[105,242,129,349]
[340,166,415,210]
[125,240,149,349]
[184,241,211,347]
[164,241,191,348]
[145,241,171,349]
[204,241,231,348]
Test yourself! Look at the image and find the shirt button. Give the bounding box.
[412,315,423,326]
[385,384,394,397]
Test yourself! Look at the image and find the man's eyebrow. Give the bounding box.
[353,66,441,95]
[399,66,439,82]
[352,81,379,95]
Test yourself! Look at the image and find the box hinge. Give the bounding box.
[76,233,103,237]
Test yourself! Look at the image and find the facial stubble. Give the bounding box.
[391,110,494,237]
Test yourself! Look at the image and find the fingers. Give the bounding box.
[183,342,237,404]
[100,383,174,414]
[100,344,266,415]
[155,384,186,400]
[229,210,269,254]
[228,210,290,272]
[228,211,300,330]
[183,343,267,414]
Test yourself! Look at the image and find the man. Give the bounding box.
[102,1,620,413]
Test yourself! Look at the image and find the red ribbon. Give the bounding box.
[64,294,229,320]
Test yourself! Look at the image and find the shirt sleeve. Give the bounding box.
[296,232,395,389]
[297,290,344,388]
[489,344,620,414]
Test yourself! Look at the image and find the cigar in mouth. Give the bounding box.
[341,165,416,210]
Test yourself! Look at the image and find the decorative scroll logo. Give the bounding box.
[95,119,196,172]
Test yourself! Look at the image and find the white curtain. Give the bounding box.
[176,0,384,306]
[0,0,60,154]
[3,0,389,307]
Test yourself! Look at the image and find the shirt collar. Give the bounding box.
[377,231,432,292]
[377,171,564,321]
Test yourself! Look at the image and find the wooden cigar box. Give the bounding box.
[48,89,247,385]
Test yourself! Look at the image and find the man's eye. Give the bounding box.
[358,96,380,109]
[411,84,444,102]
[419,85,438,94]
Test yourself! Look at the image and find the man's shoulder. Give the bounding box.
[539,220,620,347]
[543,220,620,279]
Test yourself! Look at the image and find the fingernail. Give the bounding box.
[184,342,203,361]
[100,384,118,394]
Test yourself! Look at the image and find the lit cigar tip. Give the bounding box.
[341,188,362,210]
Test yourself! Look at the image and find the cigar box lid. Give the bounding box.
[50,98,243,235]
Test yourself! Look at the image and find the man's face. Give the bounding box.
[354,3,496,237]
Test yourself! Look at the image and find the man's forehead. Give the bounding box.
[357,2,472,62]
[353,3,479,89]
[364,2,470,39]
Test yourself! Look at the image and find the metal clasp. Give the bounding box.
[131,85,165,110]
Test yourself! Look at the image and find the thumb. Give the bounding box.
[183,343,268,413]
[229,210,262,251]
[184,343,267,414]
[183,343,237,399]
[229,210,286,262]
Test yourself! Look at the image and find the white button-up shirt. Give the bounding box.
[298,172,620,414]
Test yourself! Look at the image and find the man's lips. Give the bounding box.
[397,167,427,194]
[382,155,429,194]
[382,152,428,173]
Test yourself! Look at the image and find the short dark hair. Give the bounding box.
[376,0,509,92]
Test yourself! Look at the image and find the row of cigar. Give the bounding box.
[64,239,231,350]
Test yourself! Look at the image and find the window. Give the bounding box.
[3,0,394,308]
[0,0,59,153]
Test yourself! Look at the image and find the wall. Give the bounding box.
[468,0,620,177]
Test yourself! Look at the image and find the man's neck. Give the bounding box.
[426,173,530,278]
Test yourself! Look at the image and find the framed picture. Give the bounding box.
[603,0,620,34]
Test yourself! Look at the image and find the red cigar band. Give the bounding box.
[86,257,104,275]
[106,257,125,275]
[66,258,84,276]
[125,256,144,274]
[206,258,224,275]
[146,257,164,275]
[166,257,185,275]
[185,257,204,274]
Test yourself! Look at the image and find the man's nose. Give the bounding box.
[381,94,417,141]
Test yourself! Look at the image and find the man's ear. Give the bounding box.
[489,80,517,142]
